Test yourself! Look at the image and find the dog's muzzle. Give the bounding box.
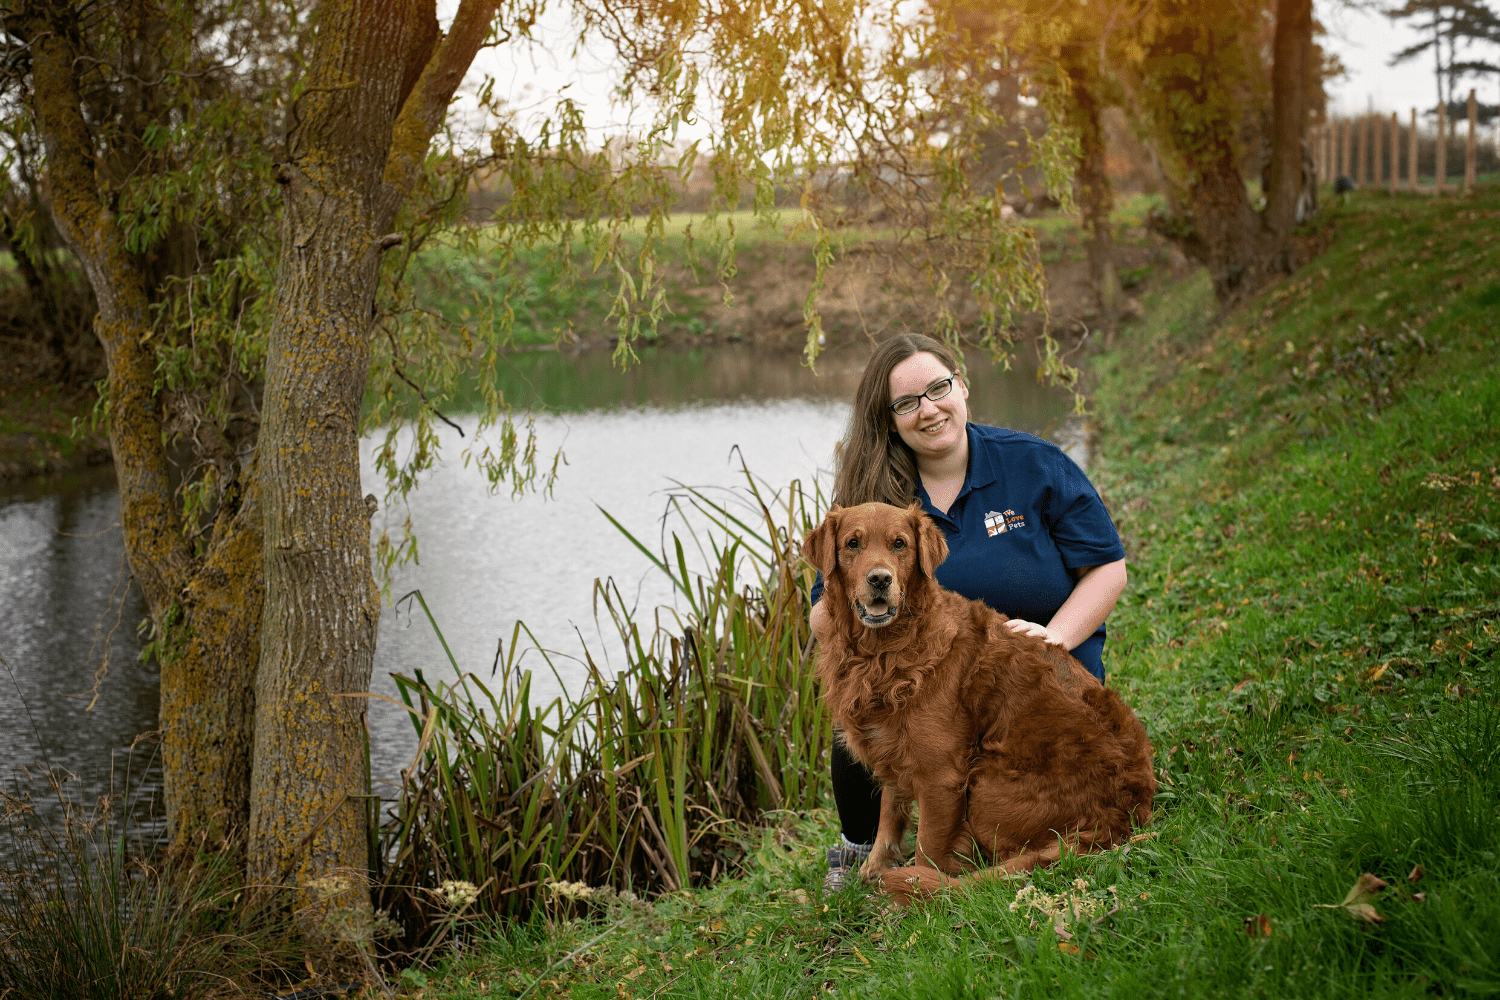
[855,598,897,627]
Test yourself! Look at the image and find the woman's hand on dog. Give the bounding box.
[1004,618,1065,646]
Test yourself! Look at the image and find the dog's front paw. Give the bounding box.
[860,845,903,881]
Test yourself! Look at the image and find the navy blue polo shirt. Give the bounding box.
[814,423,1125,680]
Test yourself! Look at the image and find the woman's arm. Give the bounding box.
[810,597,831,640]
[1003,559,1128,651]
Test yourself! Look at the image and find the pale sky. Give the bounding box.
[1320,1,1500,116]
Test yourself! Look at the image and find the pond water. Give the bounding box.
[0,464,159,818]
[0,343,1077,812]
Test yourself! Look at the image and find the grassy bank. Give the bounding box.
[401,196,1167,355]
[395,186,1498,998]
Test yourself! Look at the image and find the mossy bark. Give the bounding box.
[15,0,260,853]
[248,0,495,914]
[162,479,263,847]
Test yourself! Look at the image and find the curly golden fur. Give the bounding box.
[805,502,1156,904]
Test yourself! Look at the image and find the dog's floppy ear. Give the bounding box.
[802,506,843,580]
[908,503,948,578]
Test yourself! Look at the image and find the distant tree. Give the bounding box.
[924,0,1128,342]
[0,116,96,379]
[1121,0,1322,304]
[937,0,1332,319]
[1389,0,1500,109]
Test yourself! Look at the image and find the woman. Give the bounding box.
[811,334,1128,890]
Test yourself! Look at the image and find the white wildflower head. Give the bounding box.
[1008,879,1118,929]
[440,880,480,910]
[546,880,597,901]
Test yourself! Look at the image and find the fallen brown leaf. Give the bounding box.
[1408,864,1425,883]
[1245,914,1273,938]
[1314,872,1388,924]
[1057,941,1097,960]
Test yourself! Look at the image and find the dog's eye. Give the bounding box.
[892,538,907,550]
[845,537,860,550]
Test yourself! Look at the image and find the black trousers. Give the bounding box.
[830,737,882,844]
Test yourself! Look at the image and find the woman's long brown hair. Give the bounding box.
[831,334,962,508]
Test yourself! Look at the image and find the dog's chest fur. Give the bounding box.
[825,627,983,784]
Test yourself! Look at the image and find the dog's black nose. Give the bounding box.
[866,568,892,591]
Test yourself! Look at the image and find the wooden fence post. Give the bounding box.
[1437,103,1447,195]
[1340,116,1352,182]
[1409,108,1418,191]
[1374,113,1383,188]
[1390,111,1399,194]
[1355,114,1366,185]
[1466,89,1477,193]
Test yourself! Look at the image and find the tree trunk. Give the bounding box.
[161,479,263,848]
[1185,139,1270,303]
[14,0,261,853]
[1137,0,1312,305]
[1068,71,1119,343]
[1265,0,1311,243]
[248,0,495,923]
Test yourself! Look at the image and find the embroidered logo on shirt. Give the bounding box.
[985,509,1027,536]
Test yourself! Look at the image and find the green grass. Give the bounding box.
[391,186,1499,998]
[0,375,109,475]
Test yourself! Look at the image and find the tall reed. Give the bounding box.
[0,758,290,997]
[376,468,831,945]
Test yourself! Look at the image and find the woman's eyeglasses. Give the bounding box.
[889,375,957,415]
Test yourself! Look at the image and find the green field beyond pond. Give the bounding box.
[409,188,1500,998]
[402,197,1164,353]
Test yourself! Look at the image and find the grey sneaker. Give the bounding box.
[824,843,871,892]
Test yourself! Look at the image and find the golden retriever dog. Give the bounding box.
[804,502,1156,903]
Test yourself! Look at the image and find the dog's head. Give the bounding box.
[802,502,949,629]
